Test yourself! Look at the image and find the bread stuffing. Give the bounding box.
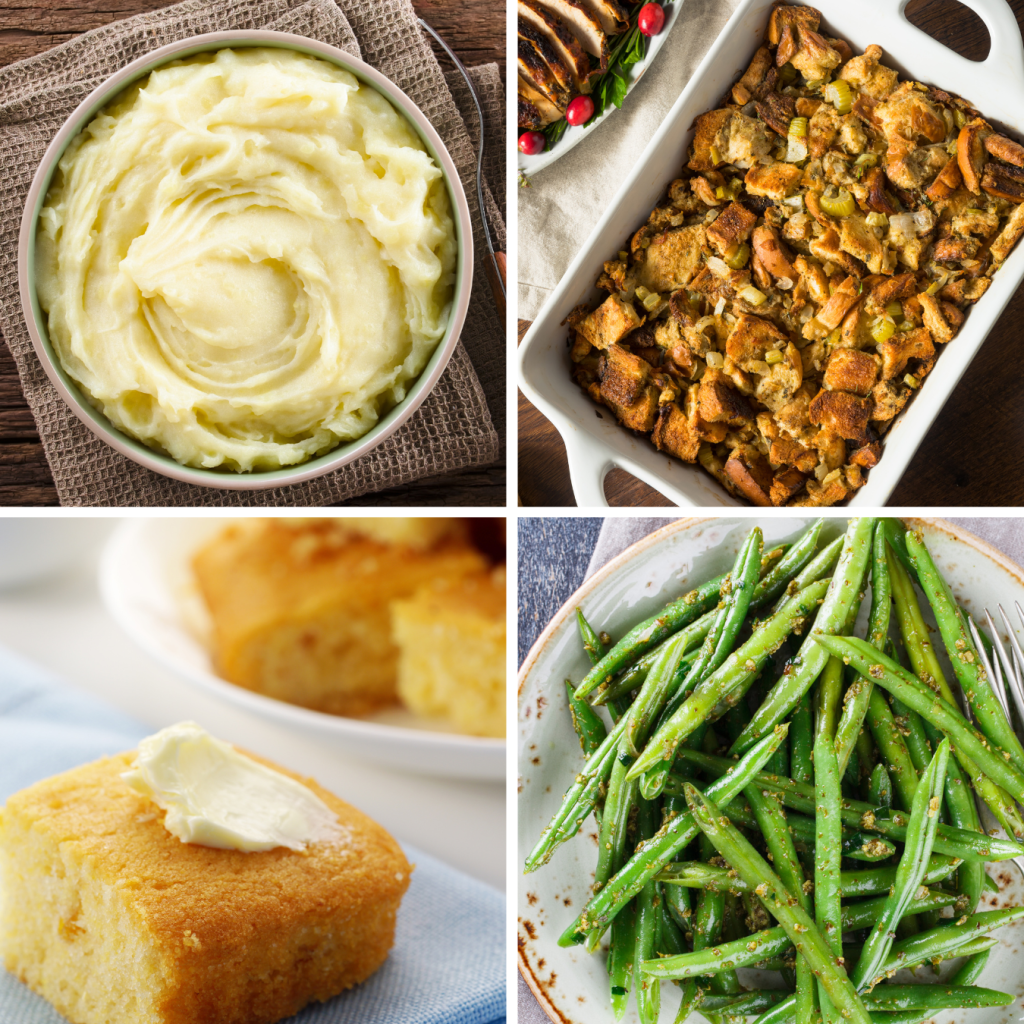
[566,3,1024,506]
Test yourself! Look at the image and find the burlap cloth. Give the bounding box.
[517,0,739,320]
[0,0,504,507]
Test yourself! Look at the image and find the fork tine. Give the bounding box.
[997,603,1024,731]
[969,614,1008,719]
[983,609,1017,717]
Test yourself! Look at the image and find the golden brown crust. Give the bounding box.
[2,751,411,1024]
[194,524,486,716]
[567,4,1024,507]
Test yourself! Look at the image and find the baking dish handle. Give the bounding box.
[564,430,613,507]
[564,430,685,507]
[891,0,1024,90]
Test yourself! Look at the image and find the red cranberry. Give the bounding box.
[566,95,595,126]
[638,2,665,35]
[518,131,546,155]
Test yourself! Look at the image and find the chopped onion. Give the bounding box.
[782,195,805,209]
[814,463,829,482]
[799,303,815,323]
[912,208,935,234]
[708,256,731,278]
[889,212,915,238]
[706,351,725,369]
[714,296,726,315]
[695,315,717,333]
[739,285,767,305]
[748,359,770,374]
[776,277,794,291]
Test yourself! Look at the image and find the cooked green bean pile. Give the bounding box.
[525,517,1024,1024]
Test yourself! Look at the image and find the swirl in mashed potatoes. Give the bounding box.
[35,48,456,472]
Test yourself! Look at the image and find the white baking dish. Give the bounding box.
[517,0,1024,507]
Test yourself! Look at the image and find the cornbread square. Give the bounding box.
[274,517,467,551]
[193,520,487,716]
[0,750,411,1024]
[391,567,507,737]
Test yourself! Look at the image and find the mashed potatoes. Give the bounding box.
[35,48,456,472]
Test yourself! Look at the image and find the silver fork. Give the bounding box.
[966,604,1024,880]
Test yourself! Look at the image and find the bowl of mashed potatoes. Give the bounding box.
[17,32,473,488]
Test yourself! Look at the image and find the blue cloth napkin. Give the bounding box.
[0,647,506,1024]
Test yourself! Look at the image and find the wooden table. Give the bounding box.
[0,0,503,507]
[519,0,1024,508]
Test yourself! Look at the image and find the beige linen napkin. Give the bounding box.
[517,0,740,320]
[0,0,503,507]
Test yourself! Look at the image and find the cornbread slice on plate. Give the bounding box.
[193,519,488,716]
[0,749,411,1024]
[392,566,507,737]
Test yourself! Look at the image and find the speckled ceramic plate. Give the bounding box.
[518,516,1024,1024]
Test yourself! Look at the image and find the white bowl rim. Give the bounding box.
[17,29,475,491]
[516,514,1024,1019]
[99,519,505,760]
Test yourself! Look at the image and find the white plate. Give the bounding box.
[100,519,504,781]
[518,516,1024,1024]
[518,1,685,176]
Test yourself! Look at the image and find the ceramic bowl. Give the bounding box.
[518,516,1024,1023]
[18,30,473,490]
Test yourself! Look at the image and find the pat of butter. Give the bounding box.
[121,722,341,852]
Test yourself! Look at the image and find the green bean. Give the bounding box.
[643,888,955,978]
[596,540,811,709]
[669,747,1024,860]
[755,521,826,608]
[657,889,687,956]
[950,948,991,985]
[884,905,1024,965]
[864,687,918,810]
[747,781,817,1024]
[593,755,638,901]
[635,529,764,793]
[660,794,693,931]
[627,581,829,781]
[608,899,636,1020]
[575,574,730,700]
[733,935,999,1024]
[815,706,844,1024]
[732,519,876,754]
[771,535,845,615]
[562,727,789,945]
[577,607,610,667]
[524,717,627,872]
[815,636,1024,804]
[907,529,1024,773]
[701,991,793,1014]
[671,980,704,1024]
[693,836,741,997]
[565,679,607,757]
[852,738,949,991]
[791,689,815,786]
[596,647,702,707]
[867,763,892,811]
[866,987,1012,1010]
[683,784,873,1024]
[634,797,661,1024]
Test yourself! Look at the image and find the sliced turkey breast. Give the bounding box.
[518,75,565,127]
[518,1,594,94]
[533,0,609,69]
[576,0,629,35]
[519,24,575,98]
[518,38,571,109]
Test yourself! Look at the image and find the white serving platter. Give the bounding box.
[517,0,1024,507]
[100,519,504,781]
[519,517,1024,1023]
[518,0,685,176]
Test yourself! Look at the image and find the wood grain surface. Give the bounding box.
[0,0,503,507]
[518,0,1024,509]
